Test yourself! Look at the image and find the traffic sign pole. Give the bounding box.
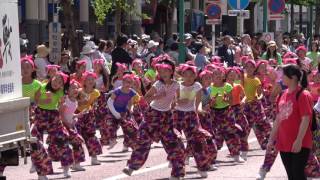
[212,24,215,53]
[239,10,244,36]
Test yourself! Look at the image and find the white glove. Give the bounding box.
[107,98,121,119]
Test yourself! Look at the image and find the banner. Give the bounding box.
[0,0,22,102]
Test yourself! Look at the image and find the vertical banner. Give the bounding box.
[49,22,61,64]
[0,0,22,102]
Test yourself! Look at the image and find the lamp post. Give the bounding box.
[263,0,268,32]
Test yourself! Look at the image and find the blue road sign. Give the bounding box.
[228,0,250,10]
[206,4,221,19]
[269,0,285,14]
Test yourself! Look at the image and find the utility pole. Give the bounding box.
[263,0,268,32]
[178,0,185,64]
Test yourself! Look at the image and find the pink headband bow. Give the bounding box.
[116,63,128,71]
[93,59,105,65]
[132,59,143,67]
[226,67,240,75]
[21,55,35,69]
[155,63,173,70]
[46,65,61,71]
[180,64,197,74]
[123,74,135,81]
[283,58,297,65]
[244,59,256,67]
[69,79,81,87]
[76,60,87,66]
[57,72,69,84]
[210,56,222,63]
[199,70,213,79]
[83,71,97,79]
[256,60,268,68]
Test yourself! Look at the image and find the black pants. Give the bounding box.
[280,148,310,180]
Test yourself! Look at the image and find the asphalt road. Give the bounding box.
[3,131,290,180]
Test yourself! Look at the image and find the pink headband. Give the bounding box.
[83,71,97,79]
[46,65,60,72]
[57,72,69,84]
[256,60,268,68]
[69,79,81,87]
[283,51,297,59]
[132,59,143,67]
[116,63,127,71]
[155,63,173,71]
[296,46,307,53]
[186,60,195,66]
[244,59,256,67]
[93,59,104,65]
[21,56,35,69]
[283,58,297,65]
[240,56,249,62]
[76,60,87,66]
[205,64,216,71]
[226,67,240,75]
[215,66,226,74]
[210,56,222,63]
[181,64,197,74]
[199,70,213,79]
[156,54,172,62]
[123,74,135,81]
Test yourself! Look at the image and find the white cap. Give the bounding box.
[85,41,98,49]
[147,40,159,49]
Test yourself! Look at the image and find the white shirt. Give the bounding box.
[175,82,202,112]
[150,80,179,112]
[34,57,49,80]
[96,75,104,90]
[63,96,78,124]
[81,55,93,72]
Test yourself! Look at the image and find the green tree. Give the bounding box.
[93,0,143,35]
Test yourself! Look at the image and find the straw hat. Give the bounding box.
[36,45,49,58]
[267,41,277,48]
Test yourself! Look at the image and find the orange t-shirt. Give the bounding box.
[232,84,244,105]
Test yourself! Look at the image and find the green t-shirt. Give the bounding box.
[261,52,283,65]
[145,69,156,81]
[209,83,233,109]
[307,51,320,68]
[38,83,64,110]
[22,80,42,102]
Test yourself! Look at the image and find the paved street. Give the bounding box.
[2,131,290,180]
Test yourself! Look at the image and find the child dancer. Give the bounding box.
[92,58,111,147]
[21,57,53,180]
[198,70,218,170]
[70,60,87,86]
[209,66,244,162]
[105,74,139,150]
[132,59,151,89]
[226,67,250,160]
[60,80,86,171]
[33,72,73,178]
[46,65,60,81]
[76,71,103,165]
[112,63,127,89]
[174,64,212,178]
[123,59,186,179]
[243,60,271,150]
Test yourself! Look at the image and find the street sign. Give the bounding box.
[228,10,250,19]
[262,32,274,42]
[206,19,221,24]
[206,3,221,19]
[268,0,285,14]
[268,0,285,20]
[49,22,61,64]
[228,0,250,10]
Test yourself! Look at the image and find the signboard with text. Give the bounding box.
[0,1,22,102]
[205,1,222,25]
[49,22,61,64]
[268,0,285,20]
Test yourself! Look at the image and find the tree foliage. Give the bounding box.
[93,0,146,25]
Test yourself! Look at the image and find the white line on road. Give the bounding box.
[103,138,258,180]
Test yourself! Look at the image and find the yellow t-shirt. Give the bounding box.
[244,75,261,102]
[77,89,100,112]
